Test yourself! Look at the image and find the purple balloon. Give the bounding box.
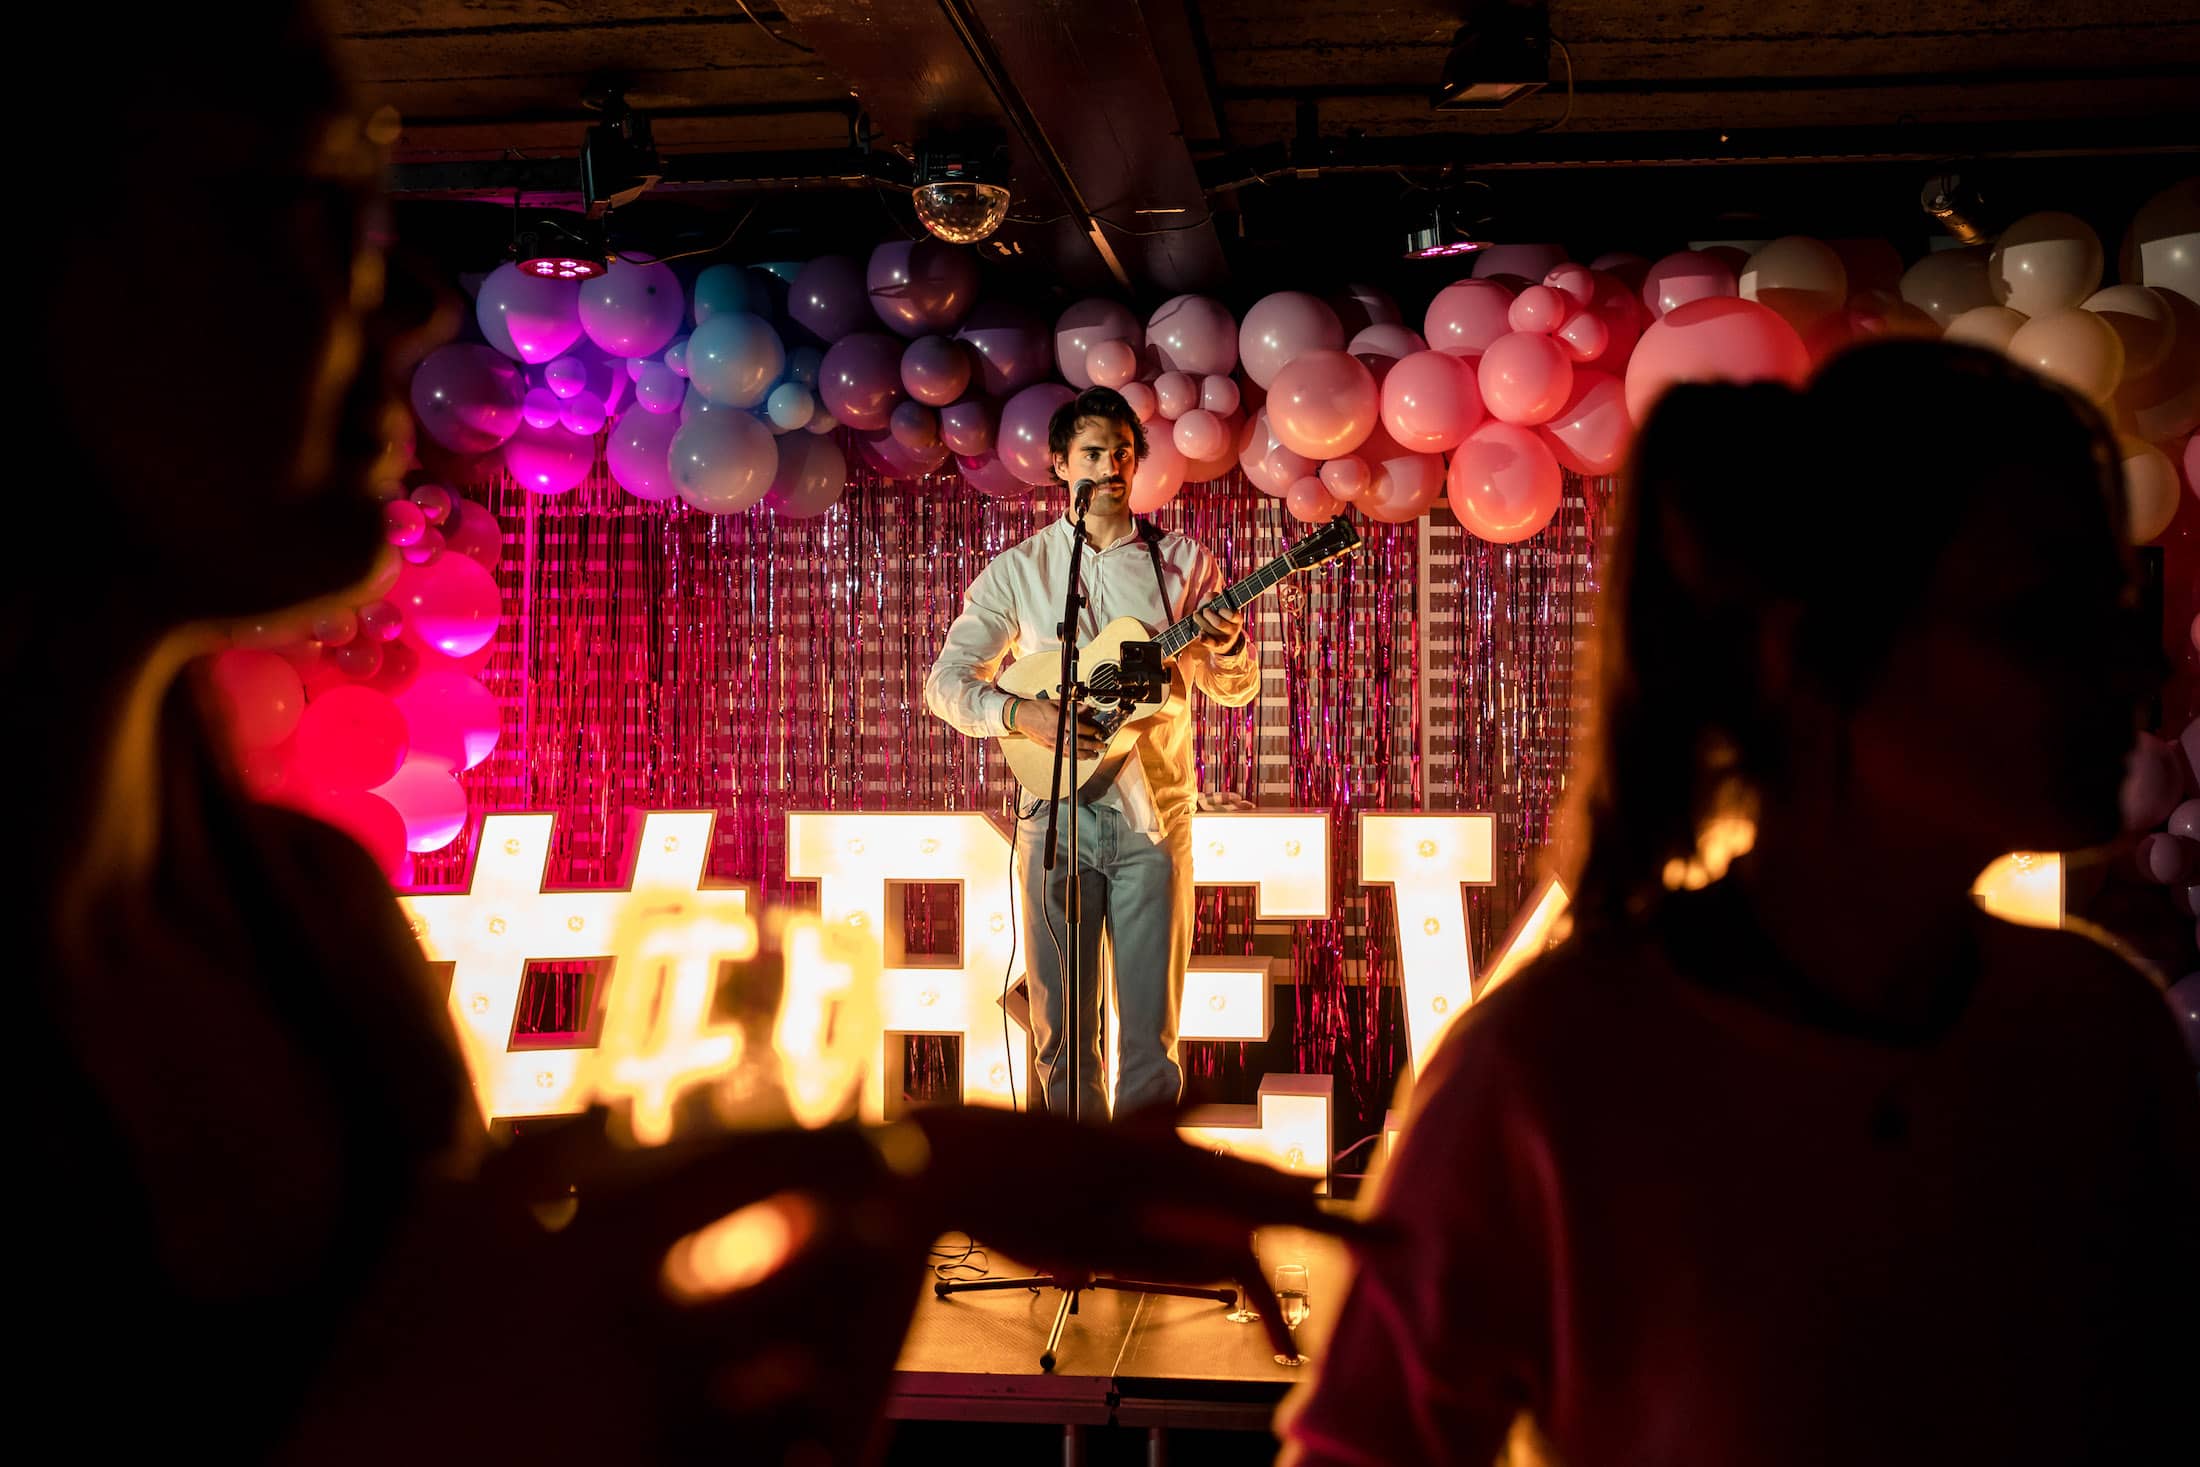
[670,410,778,513]
[818,332,907,431]
[767,432,849,519]
[544,356,589,399]
[2168,973,2200,1065]
[890,399,941,452]
[503,420,593,496]
[578,259,684,358]
[411,344,525,455]
[475,262,582,364]
[1055,297,1145,390]
[956,301,1054,397]
[997,383,1076,486]
[2122,732,2185,831]
[789,254,872,343]
[958,451,1030,499]
[862,427,950,478]
[521,386,564,431]
[900,335,973,407]
[559,391,606,436]
[940,397,996,457]
[867,239,982,338]
[634,360,684,414]
[1146,293,1238,377]
[607,407,682,502]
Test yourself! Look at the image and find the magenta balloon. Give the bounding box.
[767,433,848,519]
[1359,452,1445,523]
[1172,408,1229,462]
[1200,374,1241,417]
[1623,296,1810,423]
[956,300,1053,396]
[817,332,906,431]
[475,262,582,364]
[998,382,1076,485]
[862,427,949,478]
[411,343,524,454]
[1239,409,1317,498]
[521,385,562,430]
[789,254,873,343]
[558,393,606,436]
[958,450,1031,499]
[1477,332,1576,426]
[1328,282,1403,337]
[1119,380,1158,423]
[1266,350,1380,459]
[634,360,684,413]
[292,685,409,791]
[1155,371,1200,420]
[373,757,468,853]
[1087,339,1139,389]
[607,408,686,504]
[444,499,501,573]
[890,398,941,452]
[900,335,972,406]
[1586,271,1648,371]
[1640,249,1739,321]
[396,670,501,772]
[939,397,996,456]
[1055,298,1145,390]
[1285,477,1342,523]
[1348,323,1428,365]
[1128,432,1188,513]
[1543,264,1598,309]
[1508,285,1571,335]
[578,258,683,358]
[1553,310,1610,363]
[390,554,500,658]
[1448,422,1562,544]
[1473,244,1569,282]
[1540,369,1633,477]
[1423,280,1517,359]
[1240,290,1346,389]
[502,420,594,495]
[1146,293,1239,376]
[1380,350,1484,454]
[384,498,425,547]
[866,238,982,337]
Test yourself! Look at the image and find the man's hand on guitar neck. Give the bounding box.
[1007,697,1108,760]
[1189,599,1246,654]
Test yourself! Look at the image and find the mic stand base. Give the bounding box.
[932,1272,1241,1372]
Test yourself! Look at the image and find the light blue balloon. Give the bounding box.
[635,361,684,415]
[691,263,752,326]
[767,382,817,433]
[686,311,787,409]
[670,409,778,513]
[664,335,691,378]
[787,345,824,388]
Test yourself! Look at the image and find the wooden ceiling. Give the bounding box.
[338,1,2199,293]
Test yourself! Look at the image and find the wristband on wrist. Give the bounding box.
[1004,696,1020,732]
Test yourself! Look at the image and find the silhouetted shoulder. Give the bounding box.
[1411,928,1651,1101]
[1975,915,2185,1057]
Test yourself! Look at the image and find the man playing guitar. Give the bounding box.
[924,386,1256,1120]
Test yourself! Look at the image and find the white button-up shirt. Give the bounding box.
[924,515,1260,839]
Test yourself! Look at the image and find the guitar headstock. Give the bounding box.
[1286,514,1364,571]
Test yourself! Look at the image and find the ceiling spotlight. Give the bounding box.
[912,145,1011,245]
[1403,191,1494,260]
[1920,171,1996,246]
[580,87,662,219]
[514,215,609,280]
[1433,2,1549,111]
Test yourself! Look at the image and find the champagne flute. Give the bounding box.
[1225,1232,1261,1323]
[1272,1262,1311,1365]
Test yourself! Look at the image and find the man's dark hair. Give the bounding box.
[1047,385,1150,475]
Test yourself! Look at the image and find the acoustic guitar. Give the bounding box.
[994,515,1363,800]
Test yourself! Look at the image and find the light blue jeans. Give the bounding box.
[1016,798,1193,1121]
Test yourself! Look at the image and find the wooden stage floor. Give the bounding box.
[889,1225,1349,1436]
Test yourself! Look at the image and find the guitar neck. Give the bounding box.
[1154,548,1300,658]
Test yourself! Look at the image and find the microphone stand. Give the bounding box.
[931,481,1238,1372]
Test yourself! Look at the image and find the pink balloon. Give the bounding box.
[1380,350,1485,453]
[1329,282,1403,338]
[578,259,684,358]
[1590,252,1653,292]
[1423,280,1517,359]
[291,787,408,879]
[998,383,1077,485]
[866,239,981,338]
[400,528,446,566]
[606,404,682,502]
[1348,324,1427,365]
[331,637,384,680]
[939,397,996,456]
[1543,264,1598,308]
[788,254,872,343]
[374,756,469,853]
[1240,291,1346,389]
[1184,422,1240,484]
[1585,271,1648,371]
[502,420,594,496]
[899,335,972,406]
[1171,408,1229,462]
[1623,296,1811,423]
[1473,244,1569,283]
[209,649,306,750]
[1447,422,1563,544]
[1267,349,1380,459]
[311,608,359,647]
[396,670,501,771]
[410,343,524,455]
[475,262,583,364]
[383,498,426,547]
[1320,455,1370,502]
[1155,371,1200,420]
[860,427,949,479]
[1200,374,1241,417]
[957,451,1030,499]
[1119,380,1159,423]
[358,600,404,643]
[818,332,906,431]
[1554,311,1610,362]
[1285,477,1342,523]
[1055,298,1144,390]
[1129,432,1188,512]
[1087,339,1139,389]
[521,386,563,431]
[1640,249,1739,321]
[1477,332,1575,426]
[558,392,606,436]
[956,301,1054,396]
[1146,293,1239,376]
[1359,452,1446,523]
[1540,369,1633,477]
[390,554,500,658]
[766,433,849,519]
[291,684,409,791]
[1239,409,1315,498]
[1508,285,1572,335]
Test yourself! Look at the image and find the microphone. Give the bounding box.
[1072,477,1098,517]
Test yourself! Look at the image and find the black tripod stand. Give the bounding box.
[932,481,1238,1371]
